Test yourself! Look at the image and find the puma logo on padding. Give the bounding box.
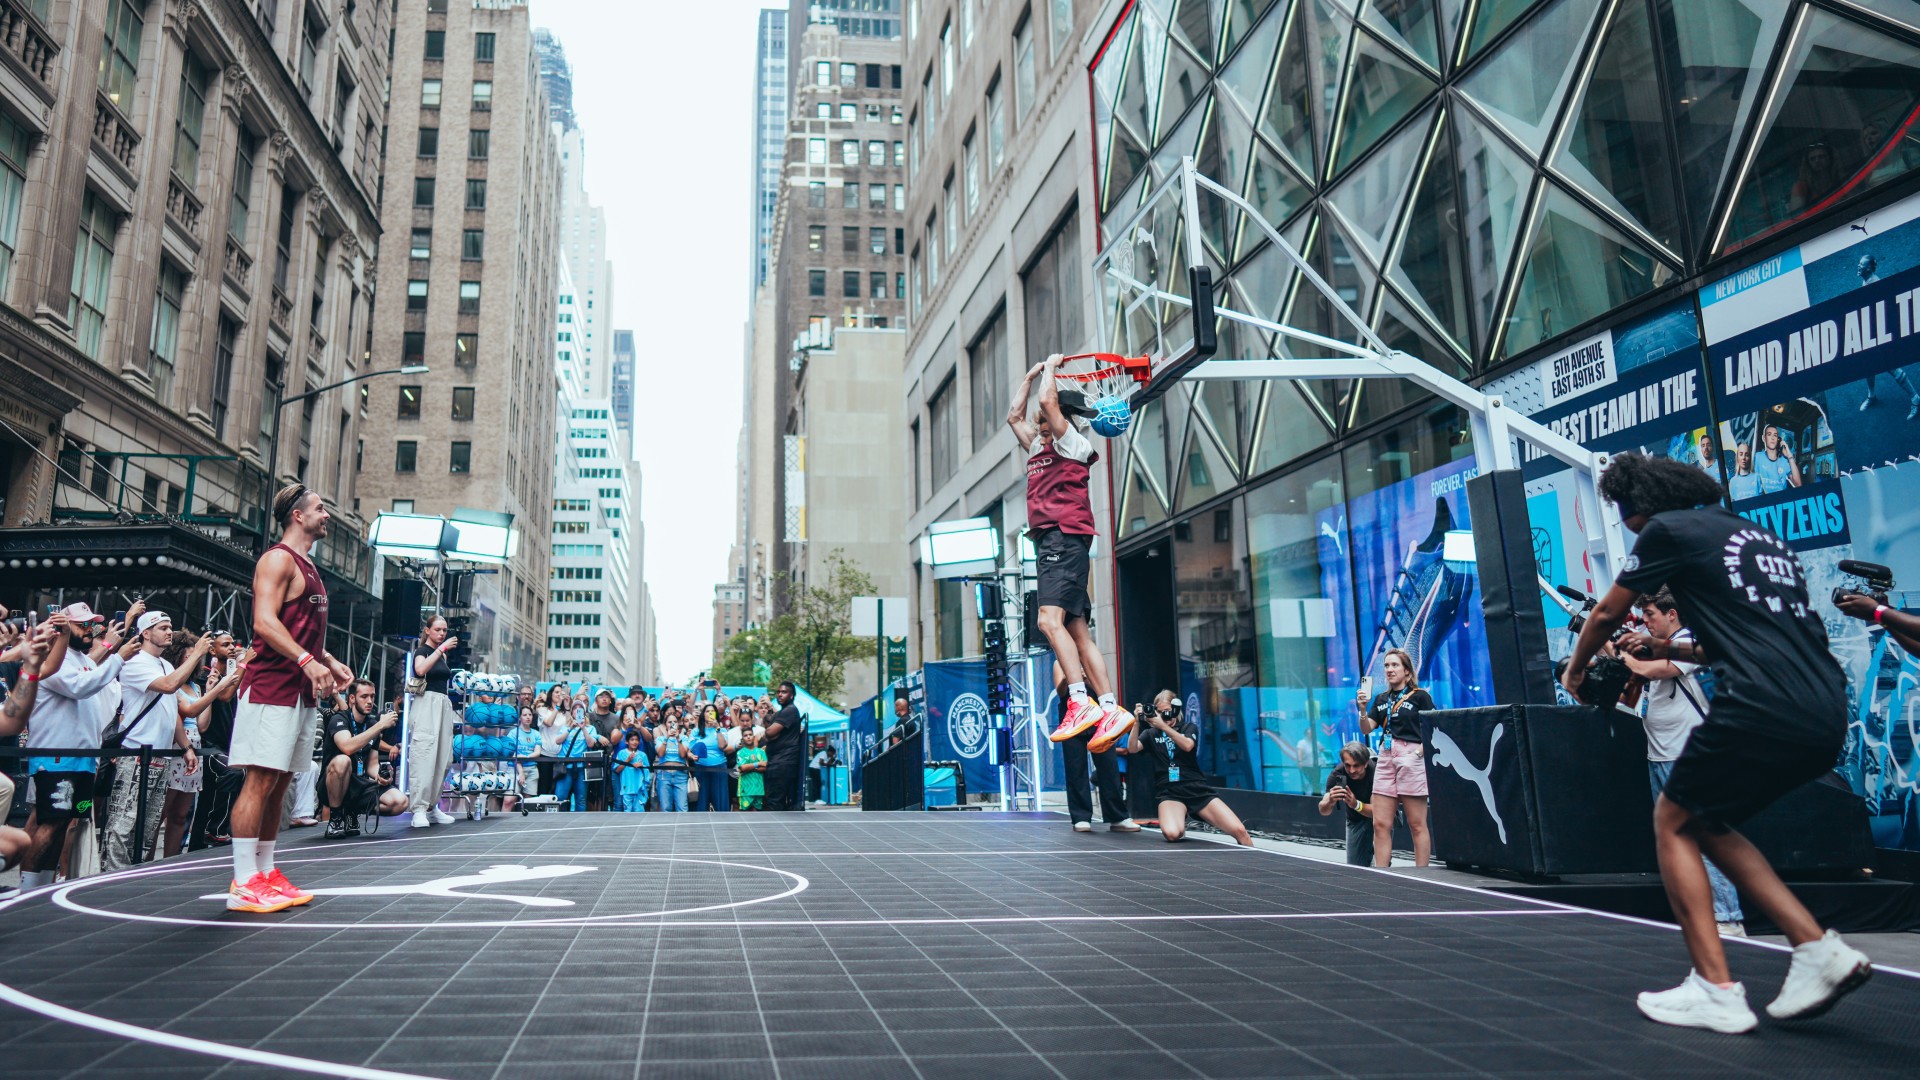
[1431,724,1506,845]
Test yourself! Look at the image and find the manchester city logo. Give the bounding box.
[1185,692,1201,723]
[949,692,991,759]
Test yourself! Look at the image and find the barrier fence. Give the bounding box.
[0,744,187,867]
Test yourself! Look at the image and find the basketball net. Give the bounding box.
[1034,353,1152,426]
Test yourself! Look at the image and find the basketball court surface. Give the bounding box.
[0,812,1914,1079]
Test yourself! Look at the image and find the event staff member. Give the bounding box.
[1008,356,1131,752]
[103,612,208,871]
[1124,691,1252,845]
[1051,662,1135,833]
[405,615,460,829]
[324,679,408,837]
[1564,452,1871,1033]
[1317,742,1376,865]
[1355,648,1433,868]
[228,484,354,913]
[762,681,807,811]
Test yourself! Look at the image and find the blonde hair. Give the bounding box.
[1381,648,1419,690]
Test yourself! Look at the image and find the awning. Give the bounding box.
[0,521,257,591]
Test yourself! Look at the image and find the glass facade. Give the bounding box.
[1092,0,1920,837]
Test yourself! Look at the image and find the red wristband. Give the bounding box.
[23,672,40,682]
[1874,605,1888,625]
[295,651,314,668]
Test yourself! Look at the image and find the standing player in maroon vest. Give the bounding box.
[1008,355,1135,755]
[225,484,354,913]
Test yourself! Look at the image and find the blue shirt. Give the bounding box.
[613,747,649,793]
[1752,450,1795,494]
[690,726,728,767]
[655,734,686,767]
[513,726,544,758]
[1726,471,1759,501]
[559,725,596,761]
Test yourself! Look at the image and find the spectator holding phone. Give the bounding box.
[1317,742,1376,865]
[690,703,731,811]
[1356,648,1434,868]
[555,706,604,811]
[652,715,690,811]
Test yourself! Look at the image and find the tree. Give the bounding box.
[709,550,877,703]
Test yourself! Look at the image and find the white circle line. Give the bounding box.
[539,908,1580,928]
[47,852,811,930]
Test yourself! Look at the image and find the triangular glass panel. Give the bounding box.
[1172,0,1219,67]
[1251,379,1337,476]
[1719,9,1920,254]
[1152,91,1211,185]
[1303,0,1358,176]
[1156,39,1213,144]
[1160,384,1195,488]
[1240,138,1312,259]
[1217,1,1287,122]
[1552,0,1684,258]
[1120,398,1172,537]
[1503,182,1671,358]
[1228,236,1293,323]
[1103,123,1153,218]
[1198,95,1257,259]
[1461,0,1536,62]
[1219,0,1283,64]
[1453,107,1535,349]
[1259,0,1322,178]
[1102,171,1151,247]
[1849,1,1920,34]
[1174,400,1239,510]
[1282,216,1375,427]
[1136,7,1172,142]
[1661,0,1788,257]
[1363,0,1443,72]
[1194,377,1245,473]
[1326,102,1434,269]
[1459,0,1602,156]
[1330,29,1440,178]
[1389,108,1474,358]
[1348,287,1467,429]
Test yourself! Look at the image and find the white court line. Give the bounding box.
[532,908,1575,928]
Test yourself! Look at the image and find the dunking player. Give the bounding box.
[1007,355,1133,755]
[1563,453,1871,1032]
[225,484,354,912]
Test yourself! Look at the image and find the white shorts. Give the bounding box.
[230,689,318,775]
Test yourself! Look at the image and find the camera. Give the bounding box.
[1833,559,1895,607]
[1554,585,1635,711]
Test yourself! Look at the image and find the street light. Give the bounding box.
[259,364,429,554]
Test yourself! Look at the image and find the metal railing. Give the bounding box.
[1,744,187,868]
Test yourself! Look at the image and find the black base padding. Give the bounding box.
[1494,877,1920,934]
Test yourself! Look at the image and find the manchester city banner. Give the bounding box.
[923,658,999,798]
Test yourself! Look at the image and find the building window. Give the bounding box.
[148,262,186,405]
[867,139,885,167]
[1049,0,1072,59]
[461,229,484,260]
[407,279,428,310]
[808,182,825,207]
[870,270,887,299]
[455,332,477,365]
[1023,207,1084,361]
[68,193,115,361]
[896,271,906,299]
[423,29,445,60]
[417,126,439,156]
[969,307,1009,451]
[910,418,922,505]
[842,182,859,209]
[0,116,28,291]
[465,178,486,209]
[471,81,492,111]
[892,106,904,124]
[870,183,887,209]
[840,62,857,86]
[409,228,432,260]
[413,177,435,206]
[870,226,886,255]
[298,10,323,95]
[808,137,826,165]
[395,441,417,472]
[421,79,442,107]
[840,103,856,122]
[403,330,425,366]
[397,384,422,420]
[449,441,471,473]
[211,316,236,438]
[963,132,979,215]
[808,224,824,251]
[808,268,826,297]
[473,31,495,62]
[929,373,958,488]
[1014,13,1035,124]
[940,20,953,99]
[451,386,475,420]
[841,139,860,166]
[815,60,831,86]
[927,218,940,286]
[842,225,859,254]
[843,270,860,297]
[173,56,210,183]
[895,184,906,211]
[986,75,1005,170]
[911,251,922,313]
[227,129,256,241]
[894,140,906,167]
[458,281,481,313]
[815,101,832,119]
[99,0,143,110]
[944,176,958,250]
[468,128,489,158]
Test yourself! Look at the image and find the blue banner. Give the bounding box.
[923,658,1000,798]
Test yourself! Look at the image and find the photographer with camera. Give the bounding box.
[1619,590,1744,937]
[1317,743,1376,866]
[1356,648,1434,868]
[651,709,690,812]
[1831,561,1920,656]
[1562,452,1869,1034]
[1123,691,1252,846]
[323,680,408,837]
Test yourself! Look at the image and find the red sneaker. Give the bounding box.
[263,868,313,907]
[1048,697,1103,742]
[226,873,295,913]
[1087,704,1137,754]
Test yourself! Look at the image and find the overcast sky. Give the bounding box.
[529,0,769,682]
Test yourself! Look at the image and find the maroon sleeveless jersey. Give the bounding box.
[241,543,329,706]
[1026,436,1099,535]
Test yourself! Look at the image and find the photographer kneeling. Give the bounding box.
[1317,742,1375,866]
[1124,691,1252,846]
[324,679,409,837]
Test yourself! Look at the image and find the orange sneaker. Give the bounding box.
[264,868,313,906]
[1087,704,1137,754]
[226,873,295,913]
[1048,697,1104,742]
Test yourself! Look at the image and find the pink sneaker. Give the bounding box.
[263,868,313,907]
[1087,704,1137,754]
[1048,697,1103,742]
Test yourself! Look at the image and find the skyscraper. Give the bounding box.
[556,124,614,394]
[751,8,789,291]
[788,0,901,48]
[532,27,576,130]
[611,329,635,435]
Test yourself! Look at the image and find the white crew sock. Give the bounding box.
[232,838,260,883]
[258,840,276,875]
[1098,693,1117,708]
[1069,682,1089,702]
[20,869,54,890]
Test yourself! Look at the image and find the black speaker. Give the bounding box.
[1022,591,1039,650]
[381,578,423,637]
[442,569,474,608]
[1467,469,1557,706]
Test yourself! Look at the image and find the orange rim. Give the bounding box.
[1053,353,1153,386]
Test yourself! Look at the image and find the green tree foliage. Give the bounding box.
[709,551,877,703]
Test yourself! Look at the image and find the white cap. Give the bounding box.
[59,602,105,624]
[136,611,172,633]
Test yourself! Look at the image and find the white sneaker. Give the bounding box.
[410,810,430,829]
[1109,818,1142,833]
[1636,971,1757,1034]
[1717,921,1747,938]
[1071,821,1093,833]
[428,808,457,825]
[1767,930,1872,1020]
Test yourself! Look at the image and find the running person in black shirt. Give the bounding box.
[1563,453,1871,1034]
[1125,691,1252,846]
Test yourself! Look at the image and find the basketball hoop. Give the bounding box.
[1050,353,1152,437]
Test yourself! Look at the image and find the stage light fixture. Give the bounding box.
[920,516,1002,579]
[369,512,453,561]
[446,507,515,564]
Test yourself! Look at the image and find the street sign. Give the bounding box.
[850,596,909,637]
[886,636,907,682]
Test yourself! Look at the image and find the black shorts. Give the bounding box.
[1661,720,1842,828]
[1155,779,1220,816]
[1034,528,1094,621]
[30,771,95,825]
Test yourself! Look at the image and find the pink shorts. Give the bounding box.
[1373,738,1428,798]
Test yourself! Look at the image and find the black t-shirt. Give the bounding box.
[1368,687,1434,743]
[1137,714,1202,785]
[324,709,370,774]
[1614,506,1846,744]
[416,649,452,695]
[1327,763,1374,823]
[766,704,805,763]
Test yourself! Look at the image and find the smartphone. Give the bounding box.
[1359,676,1374,699]
[113,611,126,625]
